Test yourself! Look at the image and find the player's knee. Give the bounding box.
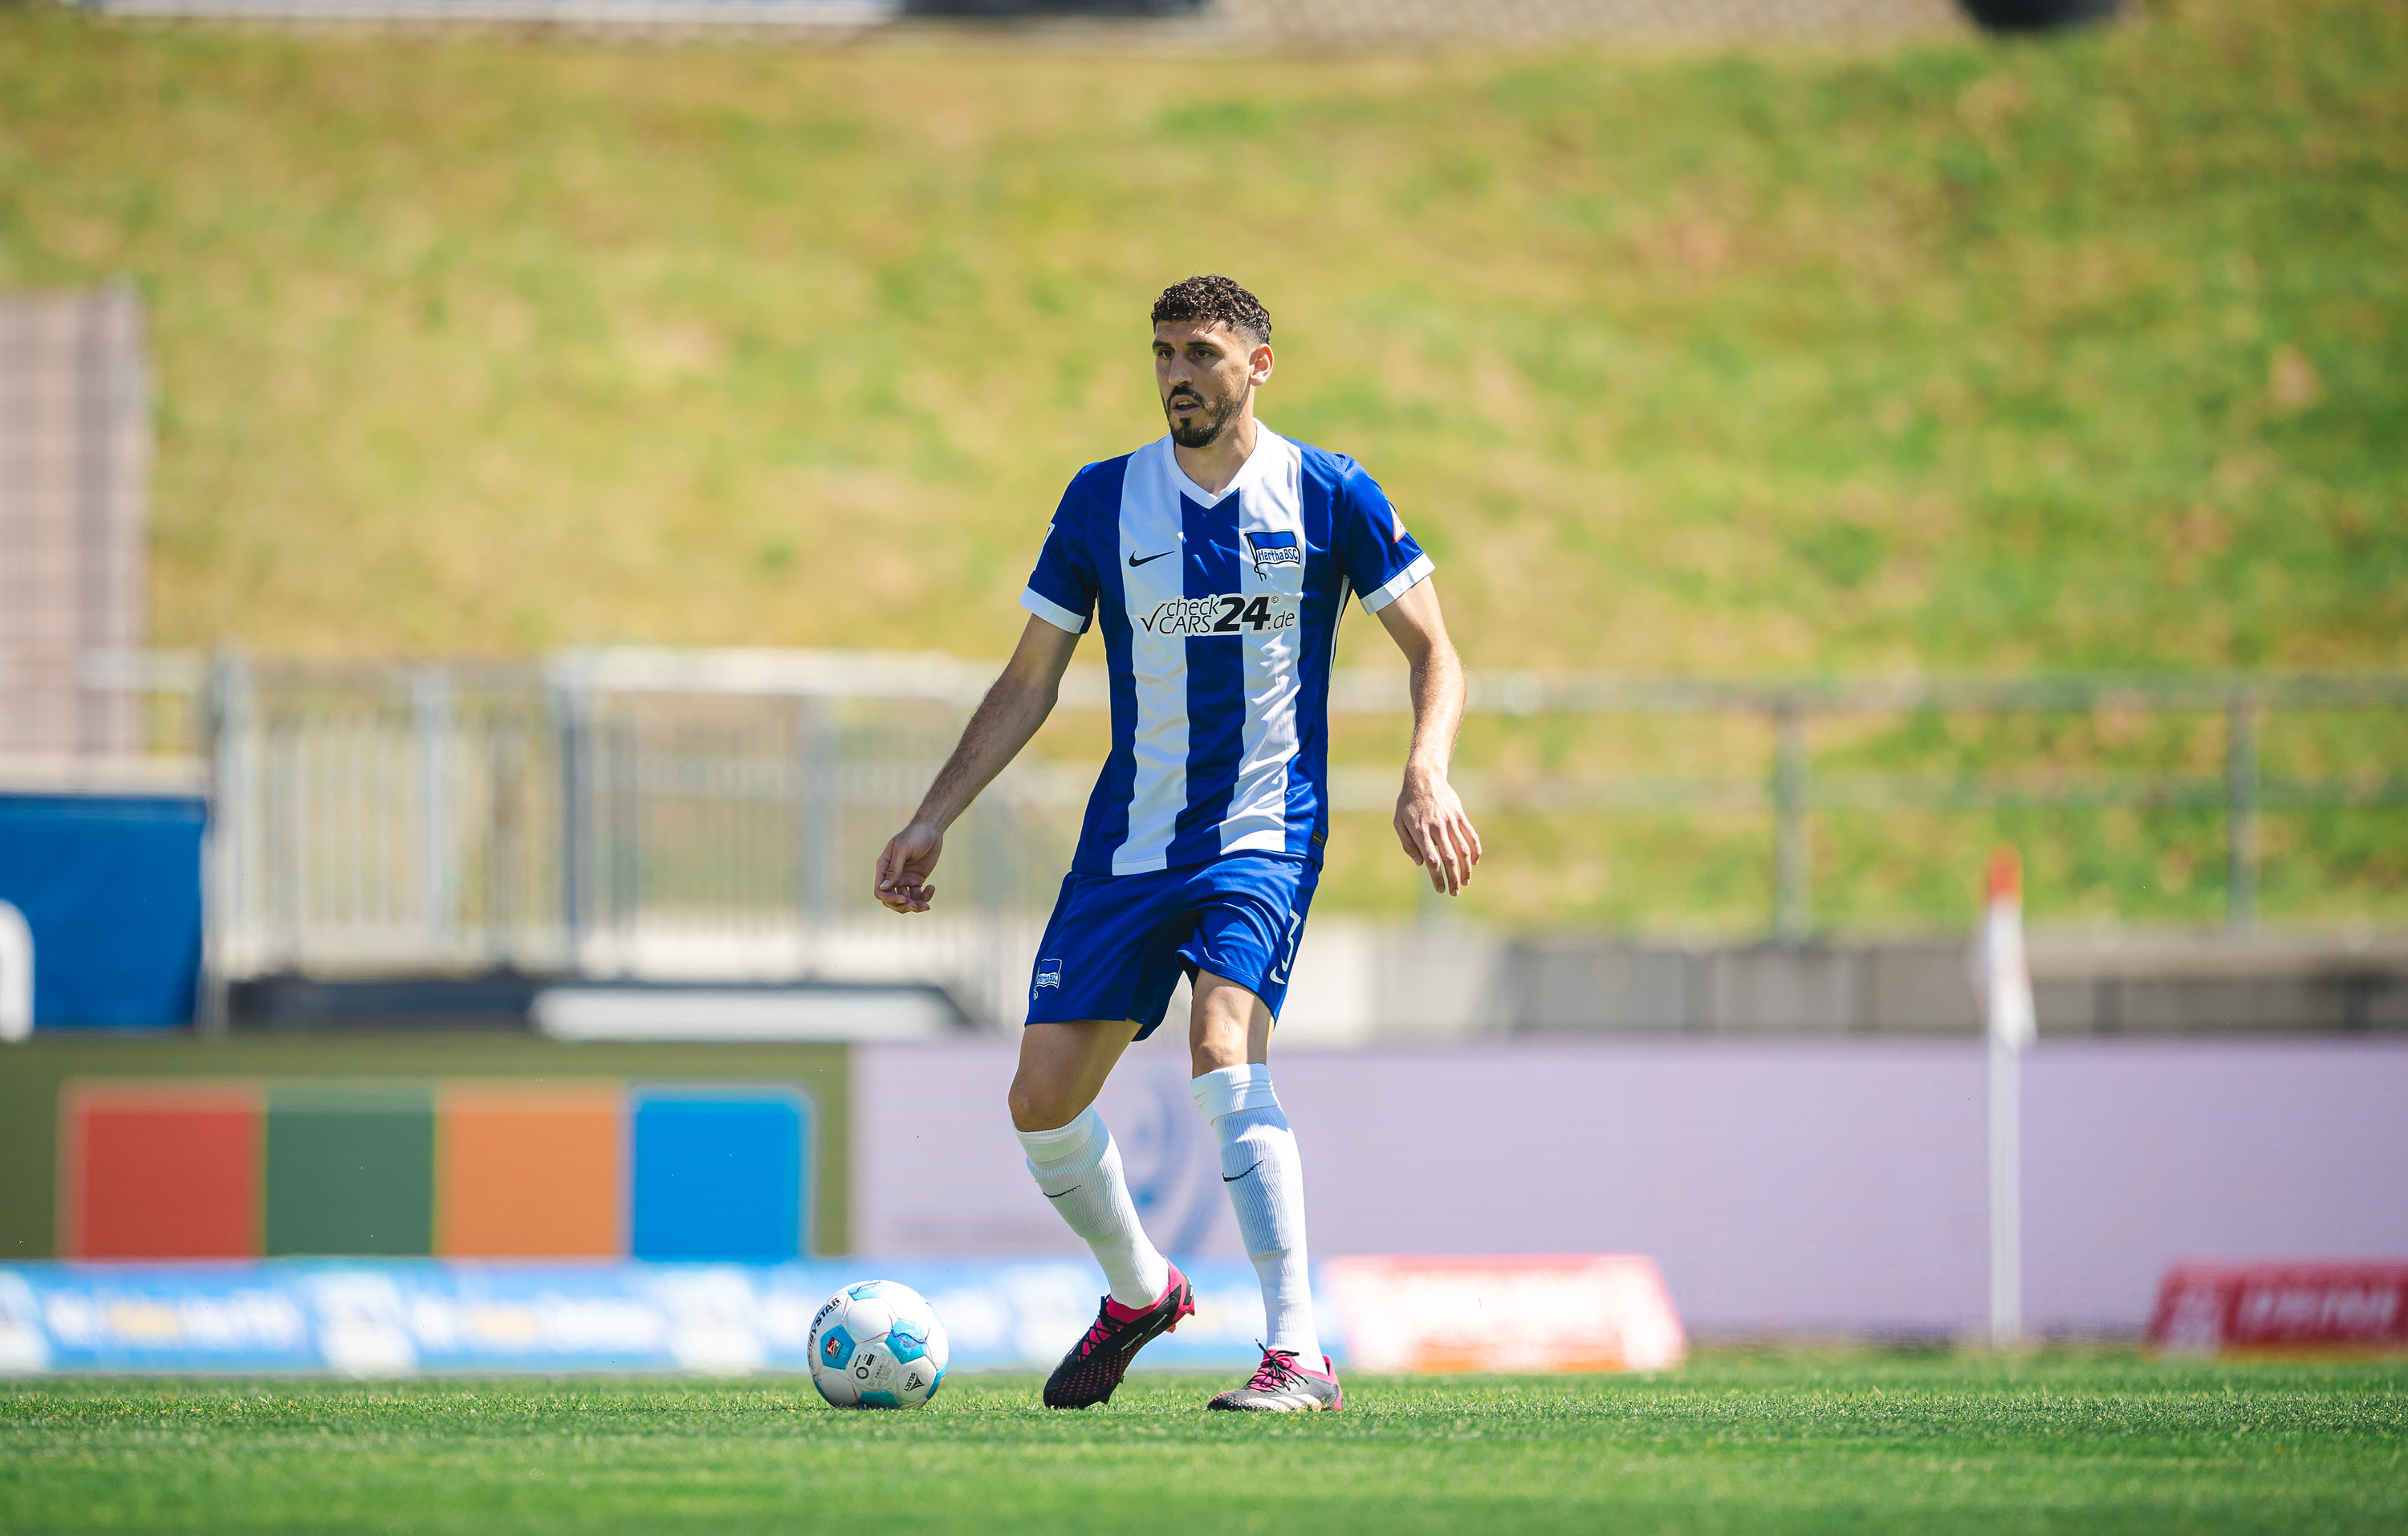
[1007,1078,1077,1134]
[1189,1037,1245,1078]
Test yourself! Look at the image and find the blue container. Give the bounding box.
[628,1087,810,1261]
[0,794,205,1030]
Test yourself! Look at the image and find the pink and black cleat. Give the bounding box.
[1207,1347,1344,1412]
[1042,1262,1197,1409]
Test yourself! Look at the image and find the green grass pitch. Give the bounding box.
[4,1353,2402,1534]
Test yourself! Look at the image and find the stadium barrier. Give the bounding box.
[12,1038,2406,1339]
[853,1038,2408,1339]
[0,1254,1685,1378]
[8,647,2407,1034]
[2148,1262,2408,1356]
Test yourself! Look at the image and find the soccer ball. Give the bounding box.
[807,1279,949,1409]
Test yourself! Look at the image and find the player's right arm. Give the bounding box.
[873,615,1080,914]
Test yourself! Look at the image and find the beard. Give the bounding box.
[1164,385,1239,449]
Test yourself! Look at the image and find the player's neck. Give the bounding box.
[1171,407,1259,497]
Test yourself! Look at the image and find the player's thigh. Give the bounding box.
[1178,855,1319,1072]
[1180,857,1320,1049]
[1027,868,1193,1044]
[1189,969,1274,1073]
[1008,1017,1141,1131]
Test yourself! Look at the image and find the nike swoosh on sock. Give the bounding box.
[1222,1161,1263,1183]
[1043,1185,1083,1200]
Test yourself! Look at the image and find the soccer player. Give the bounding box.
[873,275,1479,1412]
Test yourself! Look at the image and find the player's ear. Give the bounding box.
[1250,342,1275,385]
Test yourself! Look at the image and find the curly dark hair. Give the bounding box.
[1150,275,1271,347]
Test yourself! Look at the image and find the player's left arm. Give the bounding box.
[873,615,1080,914]
[1376,579,1482,896]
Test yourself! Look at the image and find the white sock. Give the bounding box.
[1015,1106,1170,1311]
[1191,1065,1323,1366]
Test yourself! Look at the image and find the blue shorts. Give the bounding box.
[1026,853,1320,1040]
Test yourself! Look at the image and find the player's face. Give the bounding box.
[1154,322,1270,449]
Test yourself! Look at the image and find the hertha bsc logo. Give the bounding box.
[1035,958,1063,991]
[1245,529,1301,577]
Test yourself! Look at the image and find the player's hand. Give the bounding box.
[874,821,945,914]
[1395,763,1481,896]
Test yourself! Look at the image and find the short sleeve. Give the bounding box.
[1335,462,1434,613]
[1021,477,1100,634]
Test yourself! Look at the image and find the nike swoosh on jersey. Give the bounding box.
[1127,549,1174,567]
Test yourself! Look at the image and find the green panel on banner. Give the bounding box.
[264,1083,435,1256]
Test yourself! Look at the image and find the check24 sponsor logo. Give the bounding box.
[1139,593,1299,637]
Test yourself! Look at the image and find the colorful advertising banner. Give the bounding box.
[0,1255,1690,1378]
[0,1260,1311,1376]
[59,1079,813,1263]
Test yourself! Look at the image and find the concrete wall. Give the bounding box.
[0,283,149,760]
[852,1038,2408,1338]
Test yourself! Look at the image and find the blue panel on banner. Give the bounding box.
[0,794,205,1030]
[629,1089,808,1261]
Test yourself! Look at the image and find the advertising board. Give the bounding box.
[0,1254,1690,1378]
[2149,1262,2408,1355]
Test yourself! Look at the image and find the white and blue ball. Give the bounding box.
[807,1280,948,1409]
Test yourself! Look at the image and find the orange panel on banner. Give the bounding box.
[63,1082,262,1259]
[435,1083,625,1258]
[1320,1254,1686,1374]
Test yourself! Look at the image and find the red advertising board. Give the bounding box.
[2147,1263,2408,1355]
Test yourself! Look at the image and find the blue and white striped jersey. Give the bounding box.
[1020,427,1434,876]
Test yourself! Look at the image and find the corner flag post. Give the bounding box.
[1978,847,2036,1347]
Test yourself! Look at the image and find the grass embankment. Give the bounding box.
[1,2,2402,928]
[4,1357,2404,1534]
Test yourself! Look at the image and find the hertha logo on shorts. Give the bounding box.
[1245,529,1301,577]
[1035,958,1063,990]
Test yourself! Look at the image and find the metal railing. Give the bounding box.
[1410,671,2408,939]
[197,652,1072,1022]
[6,650,2404,1019]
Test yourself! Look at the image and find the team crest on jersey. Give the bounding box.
[1035,958,1063,991]
[1245,529,1302,577]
